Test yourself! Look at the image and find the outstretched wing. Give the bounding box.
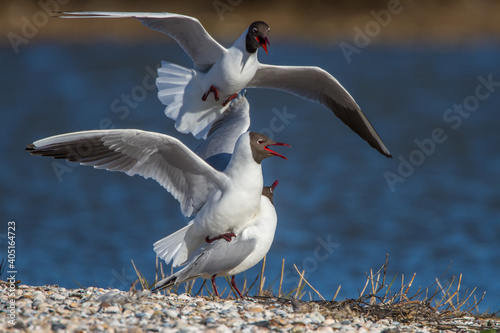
[194,92,251,170]
[26,129,227,216]
[57,11,226,71]
[249,64,391,157]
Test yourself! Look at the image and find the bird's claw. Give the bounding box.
[202,85,219,102]
[205,232,236,243]
[222,93,239,106]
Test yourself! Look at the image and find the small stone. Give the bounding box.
[165,309,179,319]
[250,306,264,313]
[102,305,120,313]
[123,309,135,317]
[291,323,306,333]
[275,309,287,316]
[221,301,233,311]
[323,319,336,326]
[381,328,401,333]
[177,294,192,301]
[122,303,135,311]
[51,293,66,301]
[35,303,49,312]
[352,317,365,325]
[308,312,325,324]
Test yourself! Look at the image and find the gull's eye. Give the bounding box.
[253,28,258,33]
[257,139,264,144]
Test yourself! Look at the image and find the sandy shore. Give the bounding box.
[2,283,498,332]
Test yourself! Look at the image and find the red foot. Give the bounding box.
[222,93,239,106]
[202,85,219,102]
[211,275,219,297]
[205,232,236,243]
[231,275,244,298]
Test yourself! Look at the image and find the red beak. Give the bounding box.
[256,36,270,55]
[264,142,290,160]
[270,180,279,193]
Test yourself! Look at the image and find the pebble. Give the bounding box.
[165,309,179,319]
[1,284,498,332]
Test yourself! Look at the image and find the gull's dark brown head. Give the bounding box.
[249,132,290,164]
[262,180,279,205]
[246,21,270,55]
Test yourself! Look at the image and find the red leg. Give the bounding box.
[211,275,219,297]
[205,232,236,243]
[222,93,239,106]
[202,85,220,102]
[231,275,244,298]
[221,232,236,242]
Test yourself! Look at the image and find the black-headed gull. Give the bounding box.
[56,11,391,157]
[153,180,279,298]
[26,130,289,266]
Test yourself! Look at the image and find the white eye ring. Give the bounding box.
[253,28,258,33]
[257,139,264,144]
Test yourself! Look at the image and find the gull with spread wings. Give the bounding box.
[57,11,391,157]
[27,129,289,267]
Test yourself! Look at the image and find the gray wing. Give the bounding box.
[154,237,257,290]
[194,92,250,171]
[248,64,391,157]
[58,11,226,71]
[26,129,227,217]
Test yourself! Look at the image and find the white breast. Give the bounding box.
[225,196,277,276]
[202,31,259,99]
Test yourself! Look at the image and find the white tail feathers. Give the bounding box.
[154,224,189,267]
[156,61,195,122]
[155,61,229,140]
[153,222,203,267]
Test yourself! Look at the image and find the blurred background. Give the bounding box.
[2,0,499,312]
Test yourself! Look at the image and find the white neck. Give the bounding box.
[224,133,263,194]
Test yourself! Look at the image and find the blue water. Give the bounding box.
[2,39,499,312]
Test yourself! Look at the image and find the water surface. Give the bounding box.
[2,39,499,311]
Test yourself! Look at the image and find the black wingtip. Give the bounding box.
[25,143,35,151]
[151,276,177,292]
[382,150,392,158]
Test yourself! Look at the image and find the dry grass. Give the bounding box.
[132,254,500,332]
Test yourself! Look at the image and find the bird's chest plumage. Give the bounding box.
[194,166,263,236]
[206,48,258,95]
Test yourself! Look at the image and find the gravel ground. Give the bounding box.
[1,283,498,332]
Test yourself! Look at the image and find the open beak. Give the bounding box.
[270,180,279,193]
[264,142,290,160]
[256,36,270,55]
